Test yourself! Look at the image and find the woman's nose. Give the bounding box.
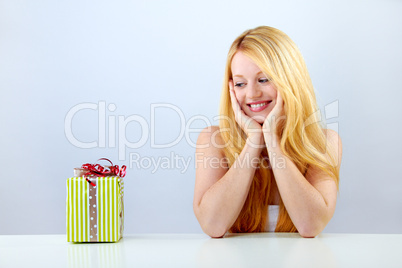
[246,82,262,98]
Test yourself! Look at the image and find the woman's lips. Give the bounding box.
[247,100,272,112]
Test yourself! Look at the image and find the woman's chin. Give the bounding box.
[251,115,266,125]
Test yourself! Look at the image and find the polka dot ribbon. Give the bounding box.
[81,158,127,186]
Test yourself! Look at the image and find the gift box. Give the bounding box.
[66,159,126,242]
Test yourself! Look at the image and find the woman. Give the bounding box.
[193,26,342,238]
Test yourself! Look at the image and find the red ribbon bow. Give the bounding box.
[81,158,126,186]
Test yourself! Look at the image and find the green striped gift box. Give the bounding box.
[66,176,124,242]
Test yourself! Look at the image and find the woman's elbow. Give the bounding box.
[194,206,228,238]
[299,230,318,238]
[197,217,227,238]
[200,221,228,238]
[204,230,226,238]
[205,226,228,238]
[297,223,324,238]
[297,213,331,238]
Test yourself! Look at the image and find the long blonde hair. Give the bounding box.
[219,26,339,233]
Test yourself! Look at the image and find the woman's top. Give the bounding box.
[265,205,279,232]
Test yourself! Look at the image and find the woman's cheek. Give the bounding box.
[235,91,246,105]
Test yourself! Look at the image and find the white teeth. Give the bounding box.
[250,102,267,108]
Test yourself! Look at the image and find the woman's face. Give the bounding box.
[231,51,277,124]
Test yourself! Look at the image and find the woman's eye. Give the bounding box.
[234,82,245,88]
[259,78,270,83]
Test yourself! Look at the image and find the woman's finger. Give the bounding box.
[276,90,284,108]
[228,81,238,110]
[229,81,262,138]
[229,89,243,123]
[229,86,242,116]
[263,90,284,136]
[229,80,234,91]
[230,89,251,130]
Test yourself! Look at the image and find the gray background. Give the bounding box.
[1,0,401,235]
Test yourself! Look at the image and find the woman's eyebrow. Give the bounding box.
[233,71,263,78]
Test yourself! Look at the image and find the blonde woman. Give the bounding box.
[193,26,342,238]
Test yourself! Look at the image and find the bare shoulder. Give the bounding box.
[322,128,343,169]
[323,129,342,152]
[196,126,226,156]
[323,129,342,144]
[304,129,342,194]
[194,126,228,208]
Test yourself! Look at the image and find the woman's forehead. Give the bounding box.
[231,51,263,77]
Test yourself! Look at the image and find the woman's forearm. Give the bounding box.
[195,138,263,237]
[266,138,333,237]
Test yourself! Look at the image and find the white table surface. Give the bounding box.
[1,233,401,268]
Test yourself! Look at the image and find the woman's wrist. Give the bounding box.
[264,132,280,150]
[246,133,264,150]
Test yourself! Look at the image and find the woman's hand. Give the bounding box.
[262,90,285,147]
[229,81,263,147]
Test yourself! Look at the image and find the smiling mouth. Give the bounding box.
[247,101,272,112]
